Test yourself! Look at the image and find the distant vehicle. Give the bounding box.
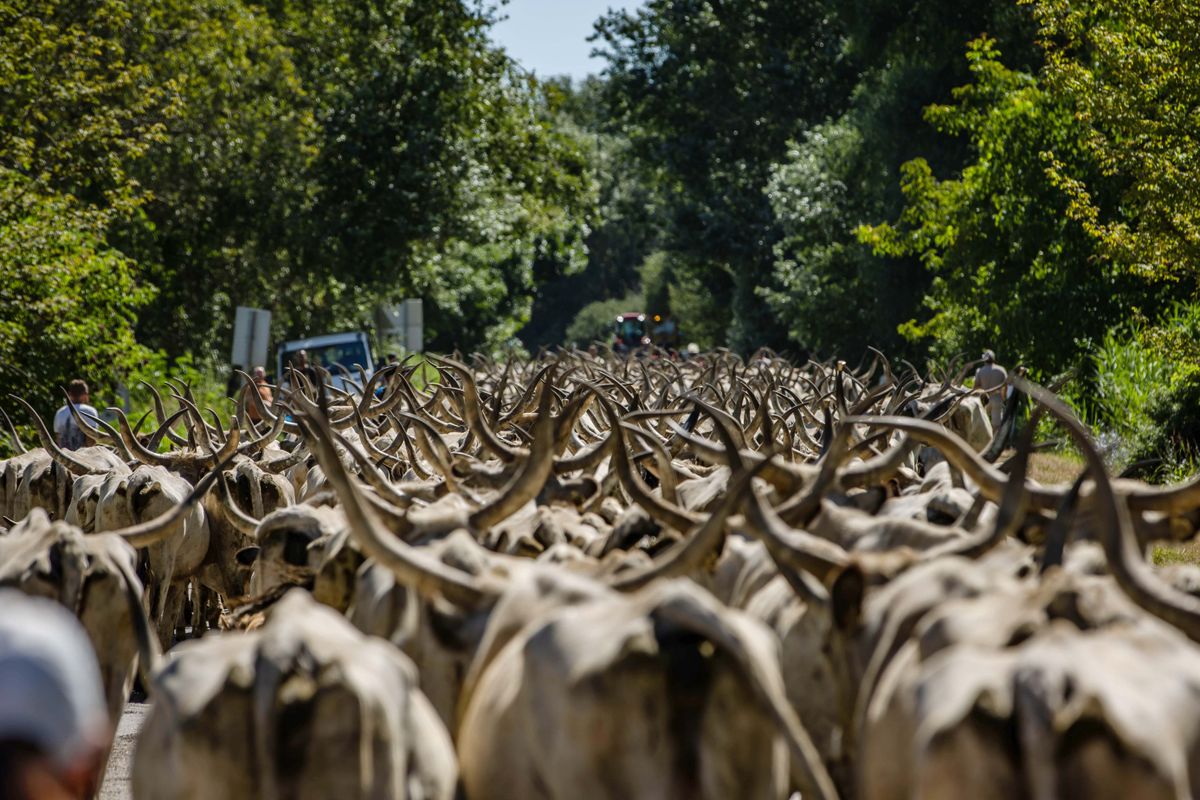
[613,311,681,354]
[276,331,375,393]
[649,313,681,350]
[613,312,650,354]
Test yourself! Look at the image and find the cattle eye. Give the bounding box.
[235,546,260,567]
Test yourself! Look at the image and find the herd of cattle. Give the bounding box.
[4,349,1200,799]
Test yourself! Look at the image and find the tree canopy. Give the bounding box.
[4,0,1200,441]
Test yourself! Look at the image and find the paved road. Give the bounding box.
[99,702,148,800]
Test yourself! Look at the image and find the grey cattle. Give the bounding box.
[132,589,457,800]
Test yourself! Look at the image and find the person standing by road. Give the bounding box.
[244,366,274,423]
[974,350,1009,431]
[292,349,321,388]
[52,380,99,452]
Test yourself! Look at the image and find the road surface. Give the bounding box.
[99,702,148,800]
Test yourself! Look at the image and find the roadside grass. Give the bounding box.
[1027,450,1085,486]
[1022,448,1200,566]
[1153,542,1200,567]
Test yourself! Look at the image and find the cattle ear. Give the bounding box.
[236,546,260,567]
[830,564,865,632]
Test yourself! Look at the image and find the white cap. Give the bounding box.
[0,590,109,771]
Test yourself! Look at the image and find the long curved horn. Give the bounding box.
[349,410,403,470]
[592,390,701,533]
[845,415,1072,509]
[468,375,557,531]
[775,426,856,527]
[920,403,1039,561]
[168,392,216,453]
[0,406,26,454]
[237,402,287,456]
[146,407,190,453]
[356,365,407,419]
[204,407,228,446]
[9,397,107,475]
[552,433,613,475]
[610,455,773,591]
[194,418,239,466]
[726,404,853,585]
[117,457,230,547]
[740,480,850,586]
[839,435,915,489]
[1016,376,1200,644]
[431,356,520,463]
[294,402,489,608]
[331,428,416,516]
[665,420,804,494]
[399,411,464,492]
[110,407,177,467]
[621,422,680,506]
[1124,468,1200,514]
[137,380,189,446]
[848,379,895,417]
[130,408,153,438]
[258,441,310,474]
[495,362,556,428]
[552,390,595,457]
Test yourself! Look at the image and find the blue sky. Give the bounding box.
[490,0,647,80]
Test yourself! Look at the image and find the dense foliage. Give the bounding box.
[0,174,154,412]
[857,37,1139,373]
[592,0,849,352]
[1,0,594,412]
[4,0,1200,471]
[1033,0,1200,283]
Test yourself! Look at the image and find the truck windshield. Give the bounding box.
[617,319,644,340]
[283,341,370,375]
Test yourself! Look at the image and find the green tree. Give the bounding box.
[269,0,593,351]
[1031,0,1200,284]
[764,0,1041,361]
[0,0,169,418]
[0,0,171,224]
[594,0,850,351]
[858,37,1147,373]
[116,0,319,359]
[521,77,661,350]
[764,121,918,360]
[110,0,594,359]
[0,173,154,412]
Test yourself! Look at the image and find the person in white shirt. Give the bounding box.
[974,350,1009,431]
[52,380,99,452]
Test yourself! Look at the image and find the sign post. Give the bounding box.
[231,306,272,369]
[375,300,424,354]
[403,298,423,353]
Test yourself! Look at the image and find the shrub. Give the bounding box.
[564,292,643,348]
[1091,302,1200,480]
